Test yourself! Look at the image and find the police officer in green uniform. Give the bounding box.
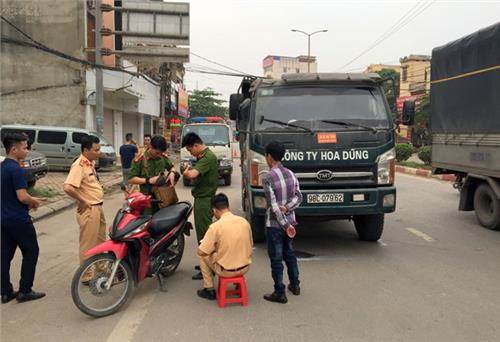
[128,135,176,214]
[181,132,218,280]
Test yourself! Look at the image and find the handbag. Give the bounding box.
[143,157,178,208]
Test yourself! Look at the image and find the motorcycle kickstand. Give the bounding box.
[156,272,168,292]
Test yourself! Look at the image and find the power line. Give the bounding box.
[190,51,254,76]
[339,0,436,71]
[0,15,158,86]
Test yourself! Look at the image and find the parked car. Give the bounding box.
[0,151,48,188]
[0,125,116,171]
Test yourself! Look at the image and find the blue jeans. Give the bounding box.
[266,227,300,295]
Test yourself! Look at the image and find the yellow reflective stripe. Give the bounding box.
[431,64,500,85]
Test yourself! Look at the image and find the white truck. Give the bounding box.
[180,118,234,186]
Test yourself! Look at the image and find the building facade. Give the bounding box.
[399,54,431,97]
[365,63,401,74]
[262,55,317,78]
[0,0,175,149]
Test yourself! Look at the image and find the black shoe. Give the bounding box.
[16,291,46,303]
[192,271,203,280]
[194,265,200,271]
[197,288,216,300]
[287,284,301,296]
[263,292,287,304]
[1,291,18,304]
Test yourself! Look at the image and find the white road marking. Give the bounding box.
[378,239,388,246]
[105,291,156,342]
[405,227,435,242]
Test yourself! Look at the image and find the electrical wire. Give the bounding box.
[190,51,254,76]
[1,15,158,86]
[339,0,436,71]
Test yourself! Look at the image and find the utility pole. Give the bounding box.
[95,0,104,135]
[291,29,328,72]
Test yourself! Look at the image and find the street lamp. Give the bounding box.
[291,29,328,72]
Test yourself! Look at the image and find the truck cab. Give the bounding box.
[230,73,414,242]
[180,117,234,186]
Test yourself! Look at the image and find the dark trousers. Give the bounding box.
[1,220,39,295]
[266,227,300,295]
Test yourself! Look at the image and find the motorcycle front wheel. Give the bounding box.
[71,253,134,318]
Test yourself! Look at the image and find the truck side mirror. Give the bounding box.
[402,100,415,126]
[229,93,244,121]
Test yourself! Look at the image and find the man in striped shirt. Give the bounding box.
[262,141,303,304]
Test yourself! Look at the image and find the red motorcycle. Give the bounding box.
[71,191,192,317]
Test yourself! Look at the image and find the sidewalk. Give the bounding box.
[30,149,181,222]
[31,168,123,222]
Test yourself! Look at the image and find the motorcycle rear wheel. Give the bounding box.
[160,234,185,277]
[71,253,134,318]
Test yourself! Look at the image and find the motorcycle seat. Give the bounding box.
[149,202,191,237]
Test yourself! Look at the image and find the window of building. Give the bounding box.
[402,66,408,81]
[296,68,300,73]
[283,67,288,73]
[38,131,67,144]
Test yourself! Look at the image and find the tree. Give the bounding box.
[413,93,431,146]
[188,88,228,118]
[374,68,400,115]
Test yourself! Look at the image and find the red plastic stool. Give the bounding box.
[217,275,248,308]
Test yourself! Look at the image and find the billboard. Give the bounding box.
[178,88,189,118]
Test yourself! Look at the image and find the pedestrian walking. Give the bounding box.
[181,132,218,280]
[63,135,106,281]
[262,141,303,304]
[1,133,46,303]
[119,133,138,187]
[196,193,253,300]
[128,135,176,214]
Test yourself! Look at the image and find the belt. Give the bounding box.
[220,264,249,272]
[91,202,103,206]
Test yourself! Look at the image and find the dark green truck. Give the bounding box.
[230,73,414,242]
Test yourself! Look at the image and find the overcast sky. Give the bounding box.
[181,0,500,102]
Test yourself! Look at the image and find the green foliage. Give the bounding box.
[413,94,431,146]
[28,187,60,198]
[395,143,413,162]
[188,88,228,118]
[418,145,432,165]
[396,160,432,170]
[375,68,400,115]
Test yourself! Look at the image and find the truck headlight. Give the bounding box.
[249,150,268,187]
[376,148,395,185]
[23,161,31,168]
[220,158,233,167]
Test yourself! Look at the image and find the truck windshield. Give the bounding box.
[254,86,390,131]
[182,124,230,146]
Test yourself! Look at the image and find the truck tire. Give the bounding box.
[354,214,384,241]
[249,213,266,243]
[224,175,231,186]
[473,183,500,230]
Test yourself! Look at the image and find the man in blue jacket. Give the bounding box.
[1,133,45,303]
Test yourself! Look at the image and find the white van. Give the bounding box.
[0,124,117,170]
[180,121,233,186]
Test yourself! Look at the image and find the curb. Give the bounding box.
[31,176,123,222]
[396,165,456,182]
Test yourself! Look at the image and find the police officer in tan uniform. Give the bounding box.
[63,135,106,276]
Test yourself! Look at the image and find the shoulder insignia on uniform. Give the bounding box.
[79,158,90,167]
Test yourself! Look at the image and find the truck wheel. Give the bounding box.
[27,180,36,188]
[224,175,231,186]
[473,183,500,230]
[354,214,384,241]
[249,213,266,243]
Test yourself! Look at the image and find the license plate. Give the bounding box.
[307,193,344,203]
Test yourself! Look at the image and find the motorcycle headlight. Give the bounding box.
[249,150,268,187]
[123,222,148,239]
[376,148,395,185]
